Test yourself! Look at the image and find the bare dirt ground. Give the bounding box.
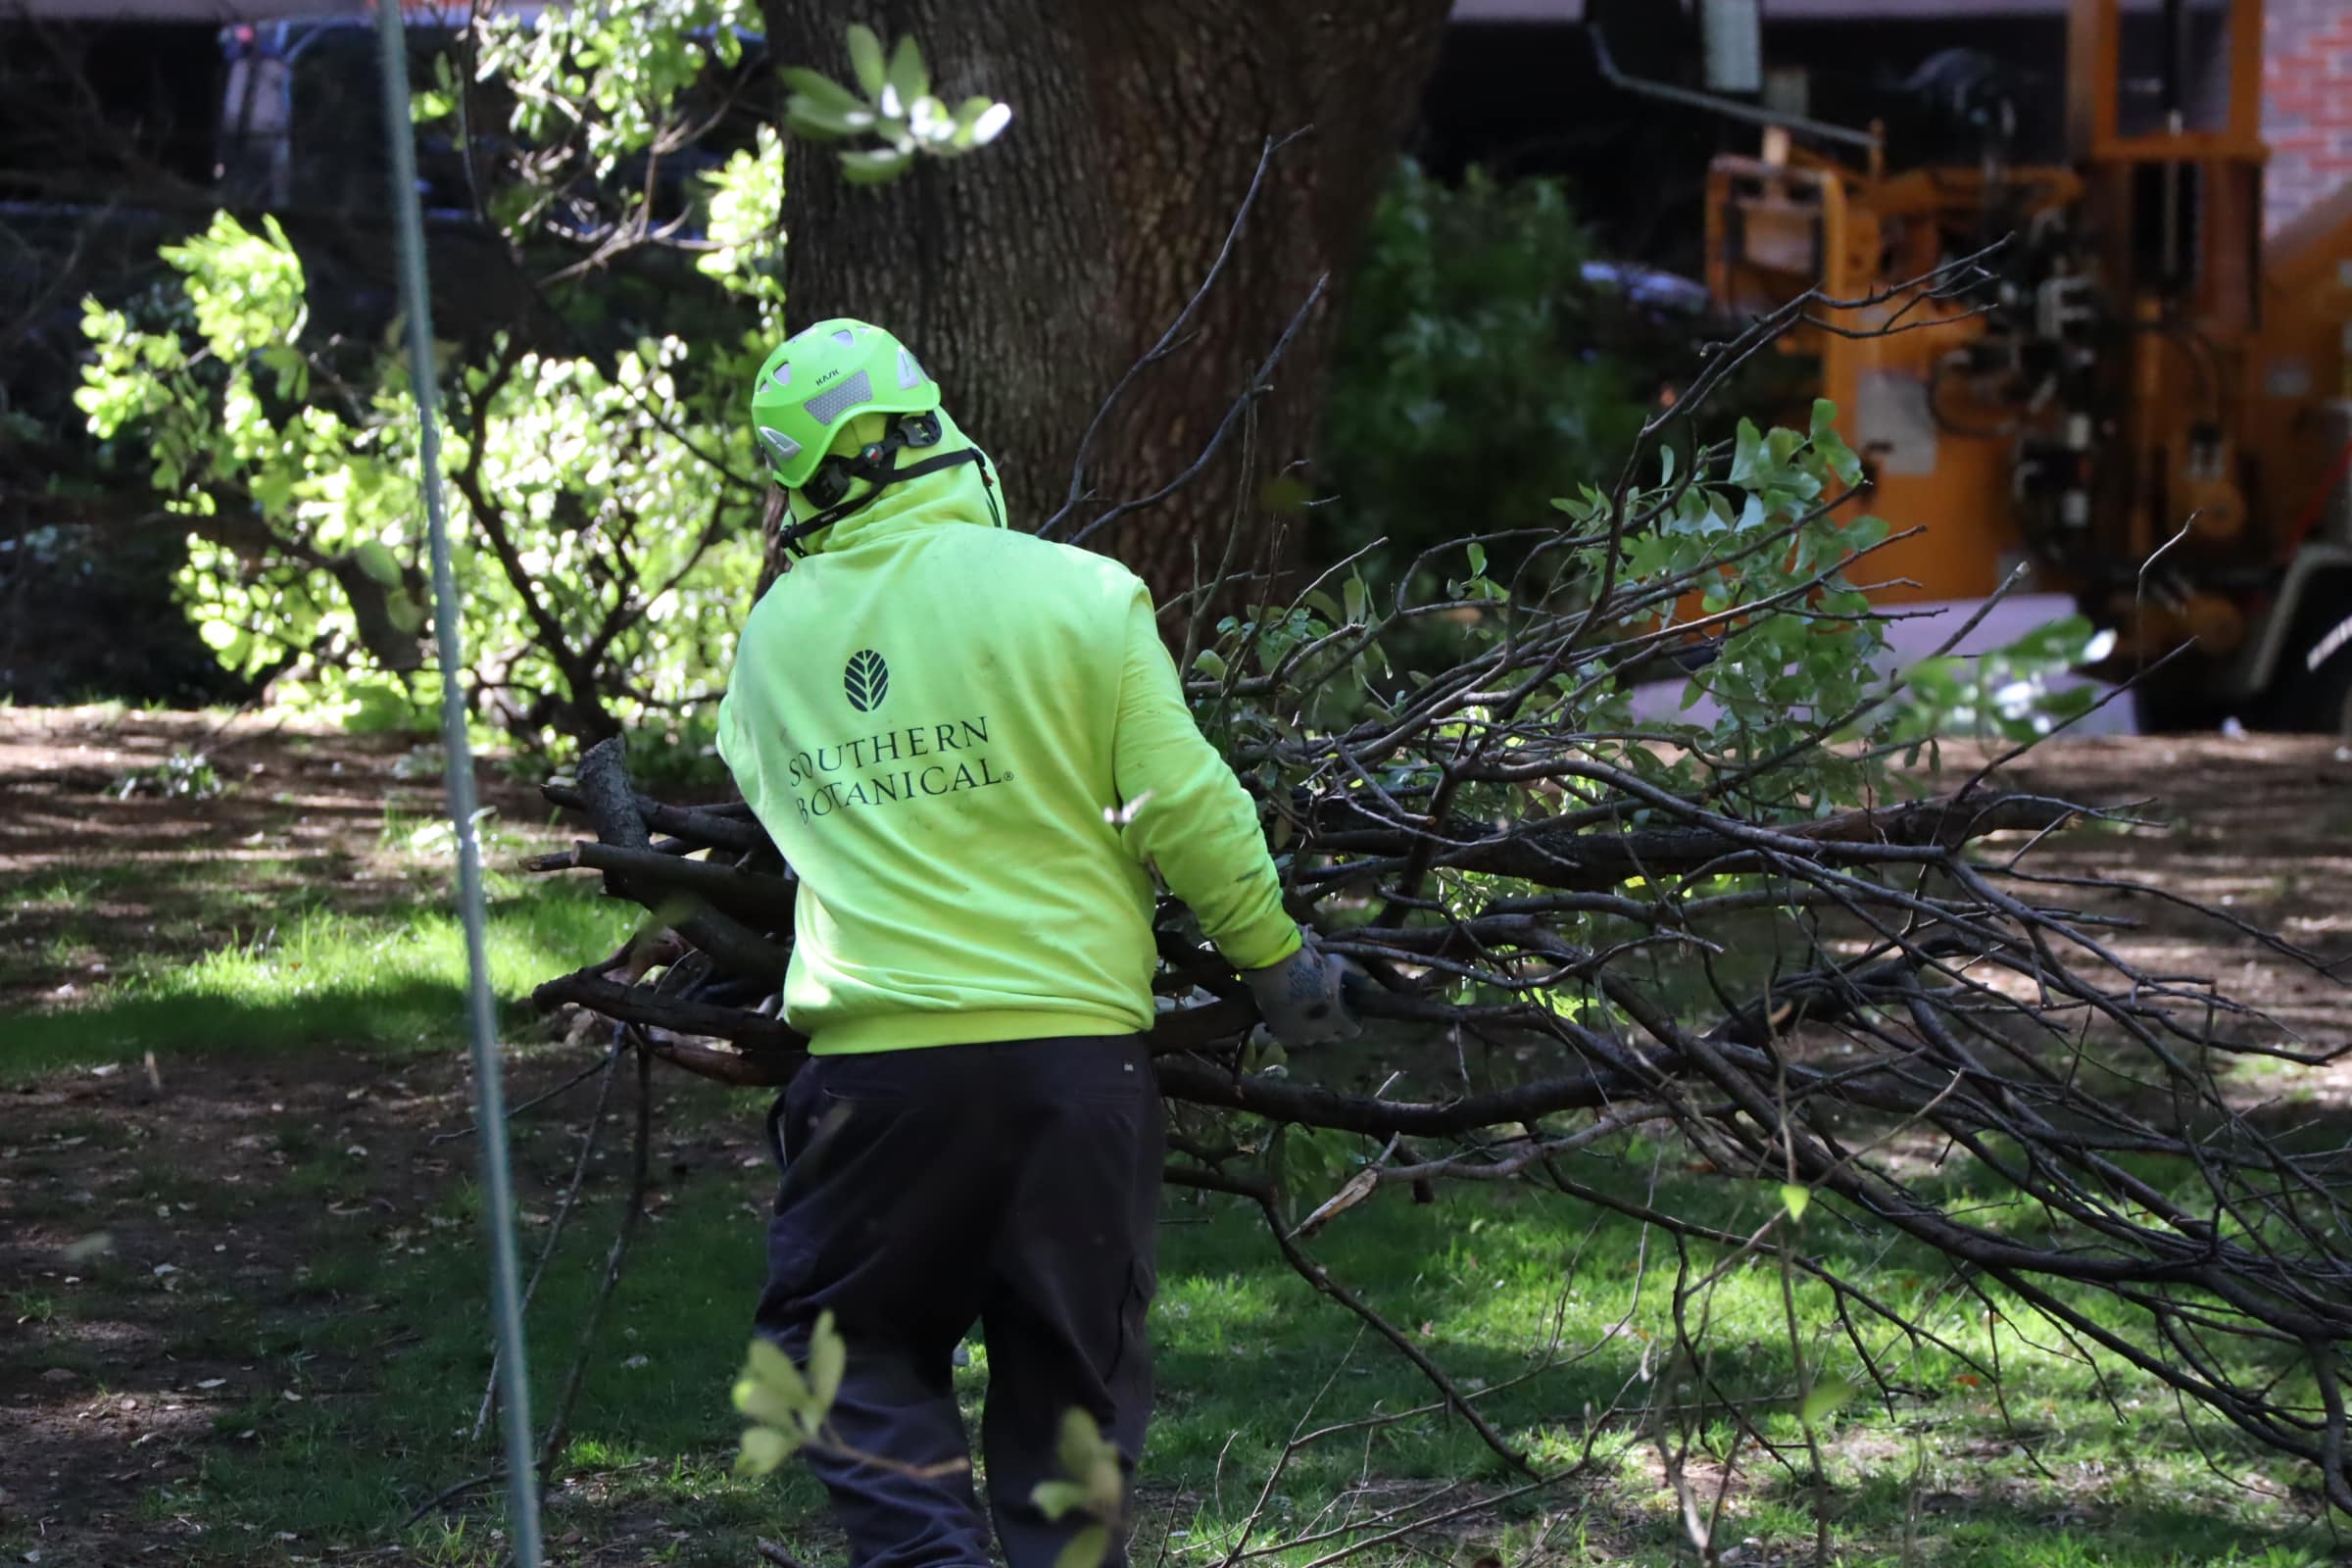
[1986,733,2352,1090]
[0,706,550,1012]
[5,709,2351,1563]
[0,1036,759,1566]
[0,709,737,1562]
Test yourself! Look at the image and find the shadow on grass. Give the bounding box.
[4,882,637,1084]
[8,979,507,1081]
[168,1122,2335,1567]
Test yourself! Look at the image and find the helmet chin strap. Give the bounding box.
[774,412,983,557]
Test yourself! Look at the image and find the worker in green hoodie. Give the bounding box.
[717,318,1356,1568]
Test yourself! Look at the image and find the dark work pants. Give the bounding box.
[755,1035,1163,1568]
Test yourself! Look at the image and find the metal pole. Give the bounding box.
[368,4,544,1562]
[1589,24,1881,155]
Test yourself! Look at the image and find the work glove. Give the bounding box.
[1245,931,1362,1050]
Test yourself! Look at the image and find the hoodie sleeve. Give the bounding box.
[1109,582,1301,973]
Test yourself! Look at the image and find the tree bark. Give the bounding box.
[752,0,1453,606]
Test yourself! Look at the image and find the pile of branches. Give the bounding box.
[522,147,2352,1521]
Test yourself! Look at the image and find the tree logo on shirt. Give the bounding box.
[844,649,890,712]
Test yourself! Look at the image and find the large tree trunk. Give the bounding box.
[753,0,1452,605]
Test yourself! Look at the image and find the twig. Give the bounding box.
[469,1028,629,1442]
[535,1037,656,1470]
[1043,127,1311,538]
[1253,1192,1535,1477]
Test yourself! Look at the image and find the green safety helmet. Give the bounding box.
[749,318,941,491]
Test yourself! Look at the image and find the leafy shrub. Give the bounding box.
[1320,162,1652,569]
[76,210,767,757]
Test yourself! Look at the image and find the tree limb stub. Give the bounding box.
[540,780,767,854]
[567,738,791,980]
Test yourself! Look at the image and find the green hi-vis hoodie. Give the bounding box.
[715,411,1300,1055]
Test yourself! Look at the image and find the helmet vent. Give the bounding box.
[803,368,873,426]
[769,363,793,388]
[897,348,924,390]
[757,426,803,465]
[831,328,857,348]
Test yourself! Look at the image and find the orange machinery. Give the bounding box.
[1702,0,2352,729]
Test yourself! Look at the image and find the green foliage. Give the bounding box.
[698,124,790,308]
[75,5,1005,755]
[1322,162,1649,567]
[77,216,762,751]
[74,1056,2335,1563]
[731,1312,847,1476]
[1030,1408,1123,1568]
[782,24,1012,185]
[1194,400,1897,1030]
[111,750,225,802]
[470,0,762,174]
[729,1306,1114,1568]
[1897,613,2113,746]
[1206,403,1886,805]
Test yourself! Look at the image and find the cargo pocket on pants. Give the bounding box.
[1106,1258,1155,1386]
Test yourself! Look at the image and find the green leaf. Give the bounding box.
[1730,417,1764,486]
[735,1423,801,1477]
[806,1309,846,1415]
[734,1374,794,1429]
[1799,1375,1857,1428]
[956,97,1013,147]
[259,344,308,401]
[250,468,297,516]
[735,1336,810,1428]
[1055,1407,1113,1486]
[1054,1525,1111,1568]
[779,67,865,117]
[1192,649,1228,680]
[1260,472,1311,515]
[1808,397,1839,442]
[839,147,914,185]
[909,94,954,143]
[884,33,928,112]
[786,94,867,139]
[1813,422,1862,488]
[1030,1479,1093,1522]
[1343,573,1367,626]
[1780,1183,1811,1222]
[384,591,427,636]
[353,540,403,586]
[1841,513,1890,554]
[845,23,887,98]
[1466,542,1488,577]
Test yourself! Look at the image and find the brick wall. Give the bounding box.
[2265,0,2352,231]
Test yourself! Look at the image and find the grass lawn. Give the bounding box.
[142,1092,2345,1567]
[6,873,638,1083]
[12,908,2341,1566]
[4,713,2347,1566]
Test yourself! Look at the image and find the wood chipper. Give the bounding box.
[1687,0,2352,731]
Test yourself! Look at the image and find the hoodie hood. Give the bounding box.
[786,407,1007,556]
